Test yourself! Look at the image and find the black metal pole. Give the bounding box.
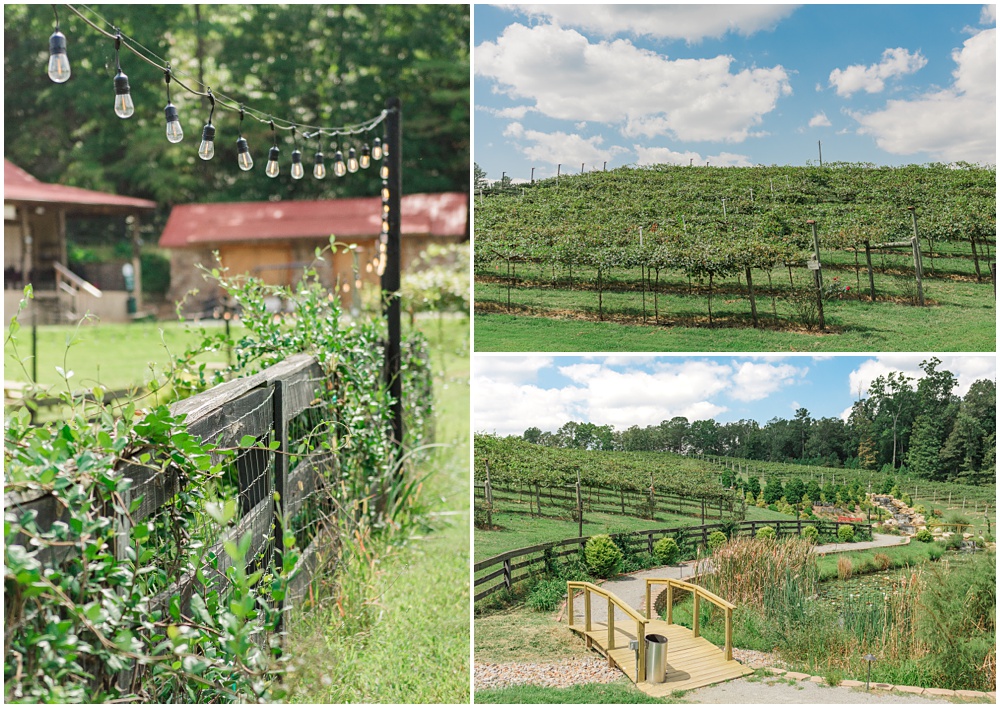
[383,96,403,450]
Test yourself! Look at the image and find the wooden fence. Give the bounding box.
[474,480,735,524]
[5,353,349,643]
[474,518,872,603]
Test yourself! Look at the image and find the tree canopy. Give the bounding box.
[4,4,469,206]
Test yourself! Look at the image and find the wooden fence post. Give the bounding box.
[746,267,758,327]
[808,220,825,329]
[272,380,289,631]
[576,470,583,538]
[485,460,493,529]
[908,207,925,306]
[503,558,512,590]
[864,240,876,301]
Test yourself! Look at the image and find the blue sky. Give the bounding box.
[474,4,996,181]
[473,354,996,436]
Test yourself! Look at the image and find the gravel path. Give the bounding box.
[813,533,908,555]
[683,677,953,704]
[474,659,622,690]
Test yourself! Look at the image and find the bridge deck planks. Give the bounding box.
[568,618,752,694]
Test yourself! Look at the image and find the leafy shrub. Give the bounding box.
[873,552,892,571]
[585,535,623,578]
[526,578,568,612]
[837,524,855,543]
[653,537,681,566]
[707,530,728,552]
[756,526,776,540]
[943,533,964,550]
[926,544,943,561]
[802,525,819,543]
[915,528,934,543]
[824,668,844,687]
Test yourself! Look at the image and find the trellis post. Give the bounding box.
[807,220,825,329]
[907,207,925,306]
[864,240,876,301]
[383,97,403,451]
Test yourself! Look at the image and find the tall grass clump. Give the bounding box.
[917,554,996,691]
[709,536,818,612]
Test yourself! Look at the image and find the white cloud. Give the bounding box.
[982,5,996,25]
[829,47,928,97]
[730,362,802,402]
[808,112,832,128]
[474,355,554,384]
[473,377,584,435]
[848,355,997,401]
[850,29,996,163]
[497,5,798,42]
[634,145,751,167]
[503,122,626,166]
[476,23,791,143]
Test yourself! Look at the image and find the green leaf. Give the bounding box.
[240,434,257,448]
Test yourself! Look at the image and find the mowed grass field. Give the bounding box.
[475,247,996,352]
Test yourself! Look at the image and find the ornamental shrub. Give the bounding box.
[915,528,934,543]
[707,530,728,553]
[756,526,776,540]
[585,535,623,578]
[653,537,680,566]
[802,525,819,543]
[837,524,855,543]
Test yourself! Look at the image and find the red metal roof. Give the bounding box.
[4,159,156,212]
[158,192,468,248]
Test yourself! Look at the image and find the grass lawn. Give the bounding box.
[4,319,232,392]
[474,257,995,352]
[814,540,942,580]
[476,504,794,562]
[475,681,675,703]
[282,316,470,703]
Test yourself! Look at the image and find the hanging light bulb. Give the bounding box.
[235,106,253,171]
[236,138,253,171]
[198,90,216,160]
[380,164,389,180]
[371,137,383,161]
[314,141,326,179]
[47,9,70,83]
[112,34,133,118]
[333,149,346,177]
[163,68,183,143]
[347,147,359,173]
[265,119,280,177]
[381,135,389,157]
[360,144,371,169]
[381,186,390,201]
[290,126,304,179]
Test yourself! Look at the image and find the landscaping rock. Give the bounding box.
[784,671,811,680]
[922,687,956,697]
[955,690,989,700]
[894,685,926,695]
[841,680,865,688]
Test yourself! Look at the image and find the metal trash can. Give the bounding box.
[645,633,668,683]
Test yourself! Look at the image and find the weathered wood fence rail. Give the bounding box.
[5,352,341,622]
[474,518,871,603]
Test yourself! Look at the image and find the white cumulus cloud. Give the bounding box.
[476,23,791,143]
[829,47,928,97]
[848,356,996,402]
[503,122,626,166]
[850,29,996,163]
[730,362,803,402]
[808,112,832,128]
[497,4,798,42]
[634,145,752,167]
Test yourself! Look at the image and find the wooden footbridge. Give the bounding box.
[567,578,752,697]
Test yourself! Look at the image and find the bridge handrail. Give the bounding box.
[566,581,650,681]
[644,577,735,661]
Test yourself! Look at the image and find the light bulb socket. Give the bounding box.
[291,149,302,164]
[164,103,179,122]
[236,137,250,155]
[348,147,357,161]
[268,146,280,161]
[114,71,131,94]
[49,30,67,55]
[334,150,344,162]
[314,151,324,165]
[201,123,216,141]
[361,144,371,159]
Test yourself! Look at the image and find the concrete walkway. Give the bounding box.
[567,533,908,625]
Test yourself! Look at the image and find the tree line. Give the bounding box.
[521,359,995,485]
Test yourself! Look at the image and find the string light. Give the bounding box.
[290,125,304,179]
[313,136,326,179]
[47,4,391,181]
[47,7,70,83]
[333,147,347,177]
[265,119,280,178]
[199,90,216,160]
[381,133,389,158]
[163,67,183,143]
[235,105,253,171]
[112,33,133,119]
